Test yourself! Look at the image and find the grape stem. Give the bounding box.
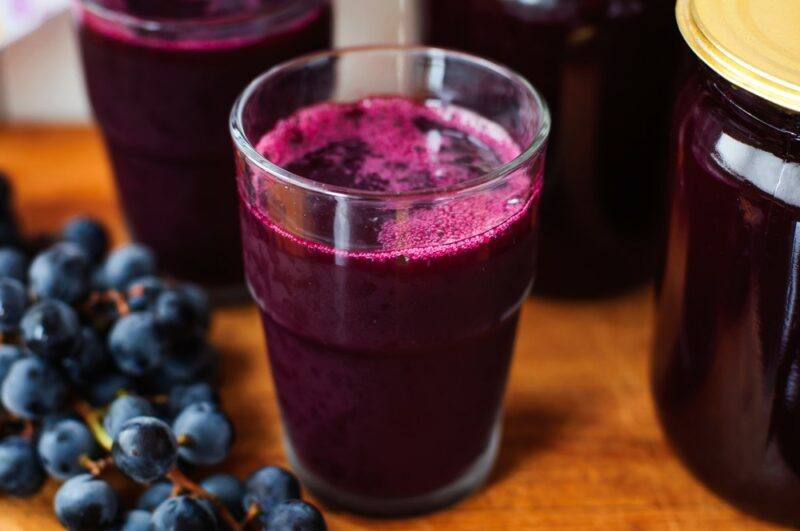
[167,469,242,530]
[243,503,262,528]
[149,394,169,405]
[126,284,146,300]
[84,289,130,317]
[75,401,113,452]
[20,419,35,440]
[79,455,114,476]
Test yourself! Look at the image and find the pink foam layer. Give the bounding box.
[251,97,539,259]
[258,97,521,193]
[244,191,537,262]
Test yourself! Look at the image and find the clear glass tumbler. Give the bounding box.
[230,46,550,515]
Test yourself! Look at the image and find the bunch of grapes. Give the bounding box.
[0,173,325,531]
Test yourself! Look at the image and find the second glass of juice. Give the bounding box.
[231,47,550,514]
[74,0,332,295]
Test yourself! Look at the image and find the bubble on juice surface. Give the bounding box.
[257,97,537,253]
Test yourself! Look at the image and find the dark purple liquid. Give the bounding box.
[77,1,331,290]
[654,68,800,524]
[240,98,540,501]
[427,0,681,296]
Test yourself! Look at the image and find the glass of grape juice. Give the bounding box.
[74,0,332,297]
[230,47,550,515]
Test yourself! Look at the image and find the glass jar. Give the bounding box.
[425,0,682,296]
[653,0,800,524]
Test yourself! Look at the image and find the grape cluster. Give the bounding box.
[0,173,326,530]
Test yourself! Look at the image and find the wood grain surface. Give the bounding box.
[0,126,781,530]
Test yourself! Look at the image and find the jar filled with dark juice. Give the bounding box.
[75,0,332,296]
[425,0,682,296]
[653,0,800,525]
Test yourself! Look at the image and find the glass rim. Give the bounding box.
[229,45,552,201]
[77,0,326,35]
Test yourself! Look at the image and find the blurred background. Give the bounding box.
[0,0,419,122]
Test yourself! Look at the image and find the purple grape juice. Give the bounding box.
[653,67,800,524]
[76,0,331,291]
[239,97,542,507]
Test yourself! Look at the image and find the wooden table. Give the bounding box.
[0,126,779,530]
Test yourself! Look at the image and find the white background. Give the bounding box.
[0,0,421,123]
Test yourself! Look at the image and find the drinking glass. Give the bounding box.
[231,46,550,515]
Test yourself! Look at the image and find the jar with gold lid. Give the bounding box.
[425,0,682,296]
[653,0,800,524]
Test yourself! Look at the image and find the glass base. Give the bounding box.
[284,420,501,517]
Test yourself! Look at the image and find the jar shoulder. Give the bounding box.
[674,68,800,206]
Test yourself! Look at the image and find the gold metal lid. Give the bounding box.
[677,0,800,112]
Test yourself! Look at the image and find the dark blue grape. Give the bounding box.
[112,416,178,483]
[29,242,91,304]
[0,248,27,283]
[84,371,132,406]
[37,418,97,480]
[104,395,156,440]
[262,500,327,530]
[20,299,81,361]
[103,244,156,291]
[62,327,107,386]
[177,283,210,330]
[162,338,219,385]
[154,289,200,340]
[169,382,219,417]
[126,276,165,312]
[62,217,109,264]
[1,356,68,419]
[54,474,119,530]
[0,277,26,333]
[109,312,167,376]
[0,344,25,384]
[0,436,45,496]
[120,509,152,531]
[201,474,244,520]
[196,498,222,529]
[242,466,300,516]
[172,402,233,466]
[137,480,172,511]
[40,411,82,431]
[0,345,24,420]
[151,495,217,531]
